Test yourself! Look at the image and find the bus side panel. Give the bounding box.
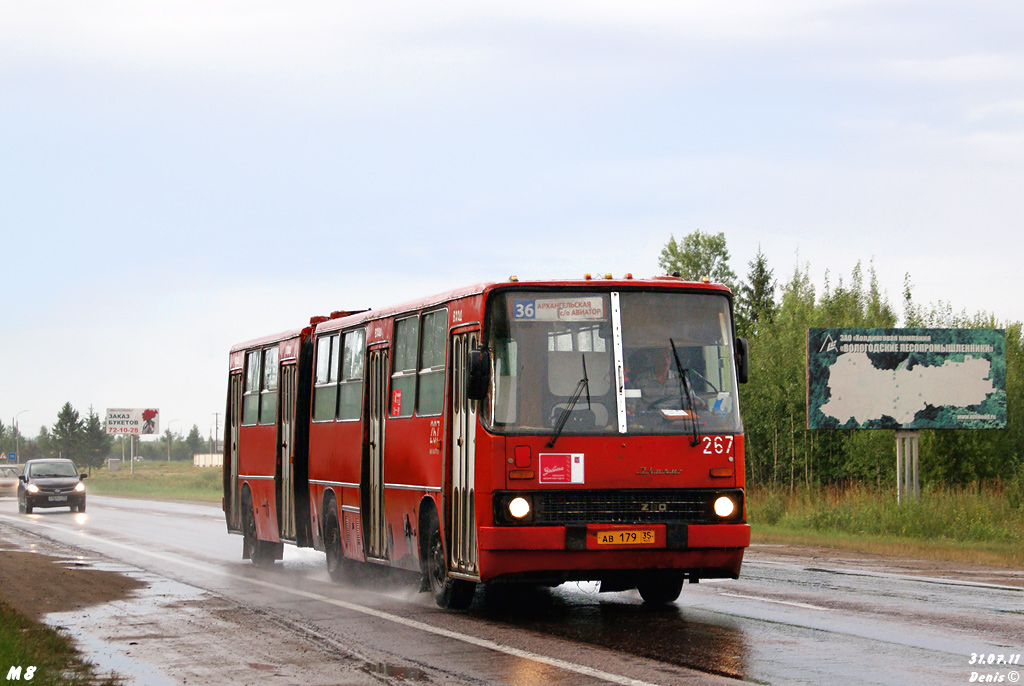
[382,415,442,571]
[308,419,364,557]
[238,423,280,542]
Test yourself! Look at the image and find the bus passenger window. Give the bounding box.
[417,310,447,416]
[313,335,340,421]
[391,317,419,417]
[338,329,365,420]
[259,347,279,425]
[242,350,261,426]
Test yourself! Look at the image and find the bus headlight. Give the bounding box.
[713,495,736,518]
[508,497,531,520]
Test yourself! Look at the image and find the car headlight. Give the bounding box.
[74,482,85,493]
[26,483,39,494]
[508,497,531,520]
[713,495,736,518]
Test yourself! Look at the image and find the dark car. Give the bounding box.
[18,459,87,513]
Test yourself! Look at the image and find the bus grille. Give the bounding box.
[531,489,727,526]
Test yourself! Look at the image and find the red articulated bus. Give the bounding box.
[223,276,750,609]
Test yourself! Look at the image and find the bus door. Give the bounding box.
[449,331,479,577]
[277,363,298,541]
[365,347,389,560]
[227,371,243,532]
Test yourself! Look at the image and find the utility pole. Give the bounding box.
[15,410,28,465]
[166,419,180,462]
[212,413,220,454]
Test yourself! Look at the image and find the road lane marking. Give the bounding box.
[744,560,1024,592]
[718,592,830,611]
[0,514,707,686]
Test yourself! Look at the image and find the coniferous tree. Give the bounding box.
[81,407,112,473]
[51,403,84,462]
[736,246,776,337]
[186,425,203,457]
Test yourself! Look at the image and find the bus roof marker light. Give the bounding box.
[604,273,613,280]
[509,275,519,282]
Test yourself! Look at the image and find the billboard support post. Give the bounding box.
[895,431,920,504]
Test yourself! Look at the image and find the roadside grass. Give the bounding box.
[0,602,120,686]
[85,460,221,503]
[748,483,1024,568]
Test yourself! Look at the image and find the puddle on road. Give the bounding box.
[44,558,206,686]
[362,662,431,682]
[32,552,440,686]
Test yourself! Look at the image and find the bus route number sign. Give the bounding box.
[513,297,605,322]
[513,300,536,320]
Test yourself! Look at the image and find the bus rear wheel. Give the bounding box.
[636,571,685,605]
[425,515,475,610]
[324,508,359,583]
[242,492,276,567]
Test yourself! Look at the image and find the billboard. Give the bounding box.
[807,329,1006,430]
[105,408,161,435]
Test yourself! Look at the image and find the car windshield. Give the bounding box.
[486,289,742,436]
[29,462,78,478]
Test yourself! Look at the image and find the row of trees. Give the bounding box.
[661,231,1023,488]
[0,405,214,472]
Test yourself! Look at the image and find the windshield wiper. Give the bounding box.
[669,339,701,447]
[548,353,591,448]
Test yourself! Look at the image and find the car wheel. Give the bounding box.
[424,511,475,610]
[18,497,26,514]
[77,502,86,513]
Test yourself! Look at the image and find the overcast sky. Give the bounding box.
[2,1,1022,441]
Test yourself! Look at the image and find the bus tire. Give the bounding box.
[242,491,275,567]
[324,508,352,583]
[425,513,475,610]
[636,571,684,605]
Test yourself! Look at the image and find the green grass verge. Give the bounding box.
[0,602,119,686]
[748,483,1024,568]
[85,460,221,503]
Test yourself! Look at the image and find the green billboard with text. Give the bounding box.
[807,328,1006,430]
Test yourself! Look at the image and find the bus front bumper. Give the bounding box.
[475,523,749,582]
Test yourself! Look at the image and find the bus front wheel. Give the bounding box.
[425,515,475,610]
[636,571,685,605]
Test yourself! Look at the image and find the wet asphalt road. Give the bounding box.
[1,495,1021,685]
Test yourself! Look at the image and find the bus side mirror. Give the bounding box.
[735,337,749,384]
[467,347,490,401]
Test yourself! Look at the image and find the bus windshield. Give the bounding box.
[486,289,742,436]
